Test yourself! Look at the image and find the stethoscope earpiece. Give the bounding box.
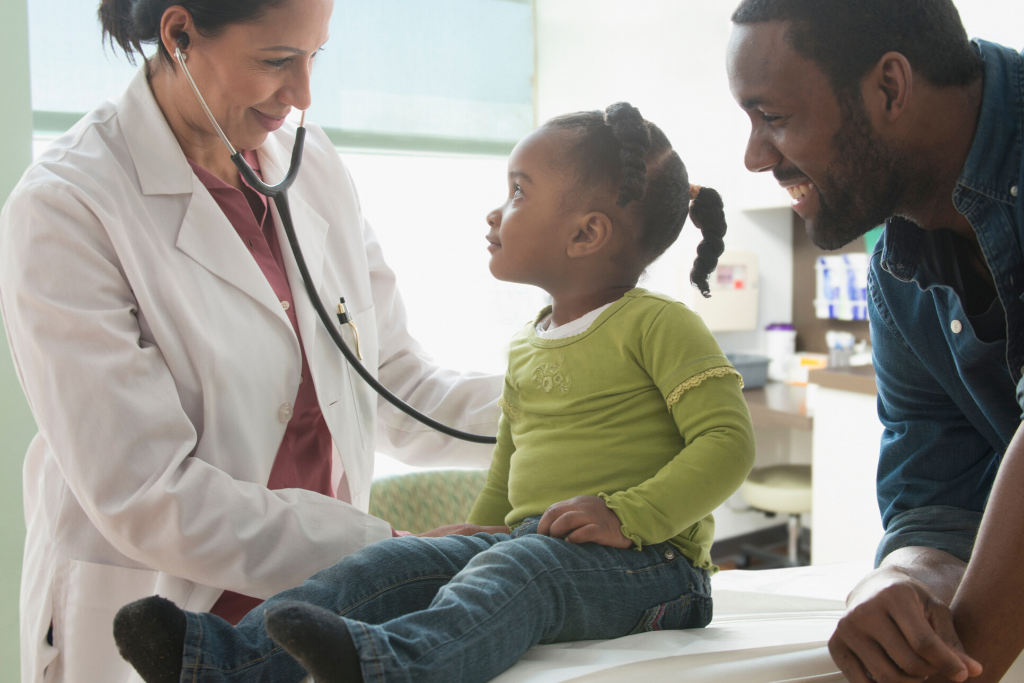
[176,33,190,51]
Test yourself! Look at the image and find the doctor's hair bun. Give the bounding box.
[98,0,289,66]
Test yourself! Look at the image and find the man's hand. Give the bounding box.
[415,523,509,538]
[829,563,982,683]
[536,495,632,548]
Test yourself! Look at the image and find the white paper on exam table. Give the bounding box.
[304,560,1024,683]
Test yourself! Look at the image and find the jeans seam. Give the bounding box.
[193,645,286,673]
[358,621,386,683]
[189,616,202,683]
[336,574,456,618]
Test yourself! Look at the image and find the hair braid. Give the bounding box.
[688,187,728,297]
[604,102,652,207]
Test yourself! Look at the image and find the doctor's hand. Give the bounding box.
[537,495,632,548]
[415,523,509,538]
[829,565,983,683]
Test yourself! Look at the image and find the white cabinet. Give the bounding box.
[810,378,885,566]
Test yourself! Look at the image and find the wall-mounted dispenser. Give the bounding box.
[688,250,759,332]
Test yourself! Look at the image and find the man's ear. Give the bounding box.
[567,212,613,259]
[864,51,913,122]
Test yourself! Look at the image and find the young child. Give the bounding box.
[115,102,756,683]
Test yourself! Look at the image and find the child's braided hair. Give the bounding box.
[546,102,728,297]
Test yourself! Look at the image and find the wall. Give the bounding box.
[1,1,36,680]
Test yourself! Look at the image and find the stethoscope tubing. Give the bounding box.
[175,46,498,445]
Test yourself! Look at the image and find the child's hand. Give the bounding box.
[537,496,632,548]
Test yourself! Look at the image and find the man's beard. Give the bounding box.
[808,98,909,250]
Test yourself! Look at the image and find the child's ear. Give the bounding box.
[567,212,613,259]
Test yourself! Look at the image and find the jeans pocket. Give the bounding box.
[628,589,713,635]
[510,517,541,539]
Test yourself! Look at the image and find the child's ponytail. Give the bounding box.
[604,103,652,207]
[688,186,727,298]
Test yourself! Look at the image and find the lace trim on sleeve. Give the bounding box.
[665,367,744,412]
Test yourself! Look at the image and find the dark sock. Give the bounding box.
[112,595,186,683]
[264,601,364,683]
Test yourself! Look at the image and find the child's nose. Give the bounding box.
[486,208,501,228]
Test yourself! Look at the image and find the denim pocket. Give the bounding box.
[510,517,541,539]
[628,588,713,634]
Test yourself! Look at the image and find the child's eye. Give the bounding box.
[513,184,523,199]
[760,112,783,124]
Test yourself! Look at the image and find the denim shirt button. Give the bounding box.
[1012,185,1018,198]
[950,320,963,334]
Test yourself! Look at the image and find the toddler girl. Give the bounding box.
[115,102,755,683]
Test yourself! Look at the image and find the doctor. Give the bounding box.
[0,1,504,681]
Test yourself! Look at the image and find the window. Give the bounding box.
[28,0,535,154]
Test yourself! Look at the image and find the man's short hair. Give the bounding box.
[731,0,983,98]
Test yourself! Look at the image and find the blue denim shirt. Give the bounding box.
[869,40,1024,567]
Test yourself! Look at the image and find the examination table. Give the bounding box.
[304,560,1023,683]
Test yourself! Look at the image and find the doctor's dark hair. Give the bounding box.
[545,103,727,297]
[731,0,982,101]
[98,0,289,65]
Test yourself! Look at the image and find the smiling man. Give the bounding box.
[726,1,1024,682]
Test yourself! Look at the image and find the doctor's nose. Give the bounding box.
[744,130,782,173]
[279,65,314,113]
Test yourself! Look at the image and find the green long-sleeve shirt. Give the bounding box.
[467,289,756,571]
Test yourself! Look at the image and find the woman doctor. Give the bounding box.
[0,1,504,681]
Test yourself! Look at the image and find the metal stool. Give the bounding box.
[739,464,812,567]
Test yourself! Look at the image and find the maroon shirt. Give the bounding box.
[188,151,347,624]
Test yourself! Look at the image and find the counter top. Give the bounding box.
[808,366,877,396]
[744,382,813,432]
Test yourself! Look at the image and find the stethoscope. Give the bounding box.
[174,37,497,445]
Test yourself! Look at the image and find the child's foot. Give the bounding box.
[264,601,364,683]
[112,595,186,683]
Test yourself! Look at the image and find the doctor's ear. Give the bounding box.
[158,5,196,67]
[566,212,614,259]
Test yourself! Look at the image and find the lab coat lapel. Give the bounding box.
[117,65,290,323]
[259,135,329,361]
[175,183,292,323]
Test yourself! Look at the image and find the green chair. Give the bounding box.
[368,469,490,534]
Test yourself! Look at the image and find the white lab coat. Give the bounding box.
[0,67,501,683]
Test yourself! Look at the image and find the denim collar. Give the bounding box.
[881,39,1023,283]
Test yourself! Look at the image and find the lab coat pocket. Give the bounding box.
[62,560,159,683]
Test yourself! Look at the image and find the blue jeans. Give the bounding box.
[182,517,711,683]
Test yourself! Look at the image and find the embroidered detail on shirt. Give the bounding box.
[532,356,572,394]
[665,367,744,411]
[497,396,520,418]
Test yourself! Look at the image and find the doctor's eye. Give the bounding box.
[265,57,292,68]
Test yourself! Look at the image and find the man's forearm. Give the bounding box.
[868,546,967,606]
[949,422,1024,681]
